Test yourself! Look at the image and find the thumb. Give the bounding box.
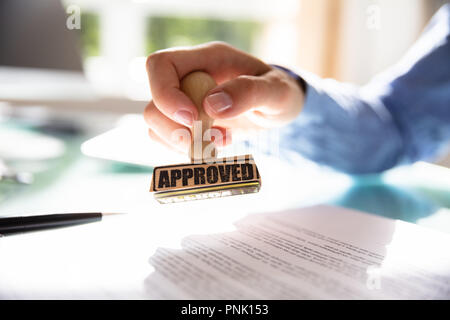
[203,70,289,120]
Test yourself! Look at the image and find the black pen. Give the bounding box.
[0,212,123,236]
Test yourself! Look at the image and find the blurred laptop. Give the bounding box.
[0,0,83,71]
[0,0,177,166]
[0,0,144,113]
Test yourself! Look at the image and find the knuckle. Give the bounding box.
[271,68,291,91]
[146,51,166,70]
[145,54,155,70]
[274,73,294,102]
[147,128,155,138]
[143,102,156,125]
[276,77,291,96]
[238,75,257,95]
[208,41,231,52]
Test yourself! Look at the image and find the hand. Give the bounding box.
[144,41,305,153]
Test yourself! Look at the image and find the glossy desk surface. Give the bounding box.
[0,121,449,298]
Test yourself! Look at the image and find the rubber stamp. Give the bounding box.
[149,71,261,203]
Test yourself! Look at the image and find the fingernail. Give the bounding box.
[205,92,232,113]
[174,110,194,126]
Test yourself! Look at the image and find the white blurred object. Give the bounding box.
[0,159,33,184]
[0,126,66,161]
[81,114,279,167]
[0,67,94,101]
[81,114,187,167]
[0,66,147,114]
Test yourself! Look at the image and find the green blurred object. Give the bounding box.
[100,161,153,174]
[333,183,438,223]
[73,12,261,58]
[79,12,100,57]
[146,16,261,54]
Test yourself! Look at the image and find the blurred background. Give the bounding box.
[0,0,449,228]
[3,0,447,162]
[67,0,448,97]
[2,0,448,103]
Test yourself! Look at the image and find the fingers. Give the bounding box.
[144,101,233,152]
[203,68,304,125]
[147,128,185,154]
[145,41,303,149]
[146,53,198,127]
[203,71,288,119]
[144,101,190,153]
[146,42,270,127]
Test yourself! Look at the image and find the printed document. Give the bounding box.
[144,205,450,299]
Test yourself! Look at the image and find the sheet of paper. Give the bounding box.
[143,205,450,299]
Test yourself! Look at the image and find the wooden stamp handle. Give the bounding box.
[180,71,217,163]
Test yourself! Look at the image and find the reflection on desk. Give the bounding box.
[0,119,449,299]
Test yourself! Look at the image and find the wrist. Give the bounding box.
[267,64,305,125]
[270,64,307,95]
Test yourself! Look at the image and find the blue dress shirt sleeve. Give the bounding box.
[276,4,450,174]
